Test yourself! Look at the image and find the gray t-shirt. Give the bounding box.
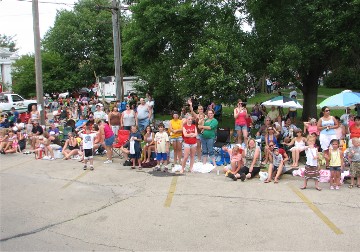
[272,153,283,167]
[349,146,360,162]
[137,104,149,120]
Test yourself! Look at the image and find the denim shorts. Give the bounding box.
[170,137,183,143]
[235,125,248,131]
[156,152,167,161]
[329,166,341,172]
[183,143,197,148]
[104,135,115,146]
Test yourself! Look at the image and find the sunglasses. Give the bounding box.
[269,145,274,147]
[325,109,330,112]
[268,128,273,130]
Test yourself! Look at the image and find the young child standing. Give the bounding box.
[79,126,97,170]
[347,137,360,188]
[301,135,321,191]
[129,125,142,170]
[154,123,170,172]
[325,139,344,190]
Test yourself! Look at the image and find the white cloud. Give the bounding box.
[0,0,75,55]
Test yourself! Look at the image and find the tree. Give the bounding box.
[0,34,18,52]
[123,0,249,111]
[12,52,70,97]
[42,0,116,89]
[245,0,360,120]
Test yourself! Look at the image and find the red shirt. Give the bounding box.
[183,124,197,144]
[350,124,360,139]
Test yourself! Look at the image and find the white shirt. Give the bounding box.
[94,111,106,120]
[80,133,97,149]
[305,147,318,166]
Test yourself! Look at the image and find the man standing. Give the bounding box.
[266,77,273,94]
[94,105,106,120]
[137,98,152,132]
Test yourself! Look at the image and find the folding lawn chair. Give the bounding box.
[112,129,130,158]
[213,128,231,156]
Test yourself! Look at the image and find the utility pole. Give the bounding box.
[112,0,123,101]
[32,0,45,125]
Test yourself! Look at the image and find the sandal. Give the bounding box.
[316,187,322,191]
[264,180,271,183]
[357,185,360,188]
[131,166,135,169]
[348,184,354,189]
[300,186,307,190]
[274,180,279,184]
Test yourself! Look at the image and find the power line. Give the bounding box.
[14,0,75,7]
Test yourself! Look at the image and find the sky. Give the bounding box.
[0,0,75,55]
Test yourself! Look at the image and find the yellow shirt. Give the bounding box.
[329,149,341,167]
[170,119,182,138]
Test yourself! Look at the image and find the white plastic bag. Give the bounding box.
[259,171,268,181]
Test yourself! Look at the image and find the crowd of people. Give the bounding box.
[0,92,360,191]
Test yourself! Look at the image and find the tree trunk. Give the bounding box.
[301,72,319,121]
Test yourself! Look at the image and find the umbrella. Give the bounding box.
[261,96,303,108]
[317,90,360,108]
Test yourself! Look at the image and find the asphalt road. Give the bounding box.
[0,153,359,251]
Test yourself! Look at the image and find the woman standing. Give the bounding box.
[98,119,115,164]
[121,104,137,131]
[169,111,183,166]
[189,99,206,161]
[234,99,248,146]
[181,114,198,173]
[198,109,218,166]
[317,106,339,167]
[108,106,121,136]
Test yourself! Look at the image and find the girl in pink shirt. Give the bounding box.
[222,145,243,174]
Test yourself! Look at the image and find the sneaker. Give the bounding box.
[104,159,113,164]
[228,173,237,181]
[240,173,246,181]
[335,186,340,190]
[50,157,55,161]
[153,166,161,171]
[330,186,335,190]
[90,166,94,171]
[83,165,87,170]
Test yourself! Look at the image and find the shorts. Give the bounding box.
[111,125,120,135]
[235,125,248,131]
[273,165,286,174]
[84,149,93,159]
[196,135,201,140]
[319,134,337,151]
[129,152,141,159]
[104,135,115,146]
[156,152,168,161]
[350,161,360,177]
[329,166,341,172]
[183,143,197,148]
[170,137,183,143]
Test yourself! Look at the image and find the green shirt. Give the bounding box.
[202,118,218,139]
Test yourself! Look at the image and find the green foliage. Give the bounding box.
[12,52,71,97]
[42,0,115,88]
[123,0,249,111]
[324,67,360,89]
[245,0,360,120]
[0,34,18,52]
